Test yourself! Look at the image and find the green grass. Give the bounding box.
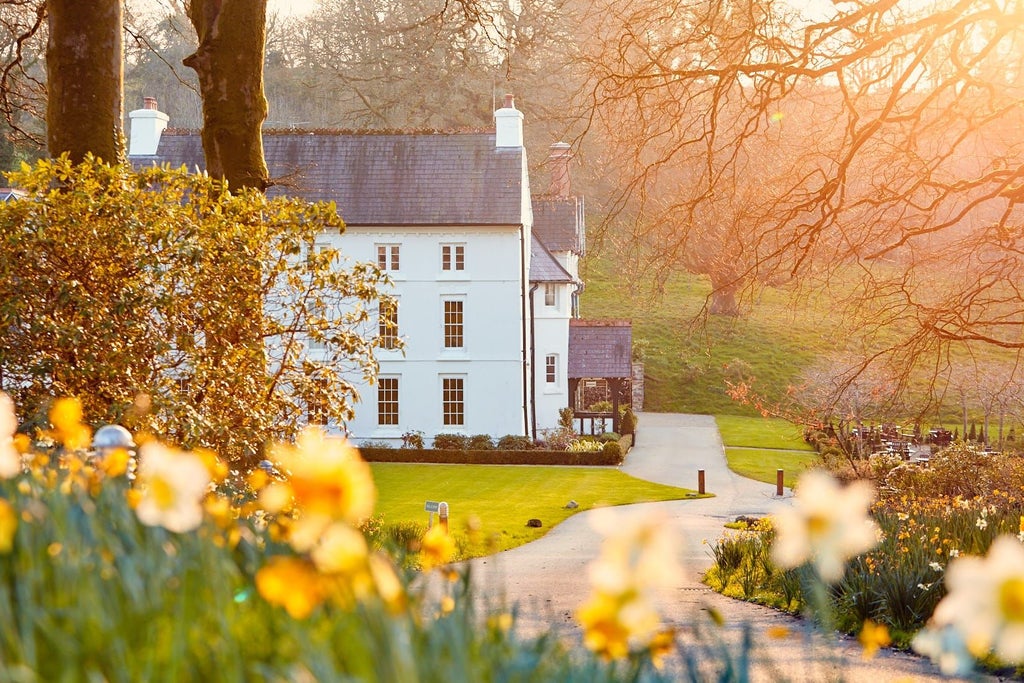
[715,415,814,451]
[371,463,701,555]
[724,447,820,488]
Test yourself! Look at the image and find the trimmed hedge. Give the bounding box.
[358,447,624,466]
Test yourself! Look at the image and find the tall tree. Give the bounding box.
[581,0,1024,379]
[46,0,123,162]
[184,0,269,191]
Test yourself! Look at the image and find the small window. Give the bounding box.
[545,354,557,384]
[379,299,398,350]
[378,376,399,426]
[443,299,464,349]
[544,283,557,307]
[442,376,465,426]
[441,244,465,271]
[376,244,400,271]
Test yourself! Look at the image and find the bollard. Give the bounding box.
[776,469,785,496]
[698,469,705,495]
[438,501,449,534]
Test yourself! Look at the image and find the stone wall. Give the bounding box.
[631,362,644,411]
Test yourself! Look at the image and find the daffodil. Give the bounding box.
[0,393,22,478]
[771,470,878,582]
[256,556,324,619]
[49,397,92,451]
[858,619,891,660]
[0,498,16,553]
[134,442,211,533]
[419,524,455,571]
[268,427,375,525]
[309,522,368,575]
[923,535,1024,665]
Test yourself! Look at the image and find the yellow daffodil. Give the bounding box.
[134,442,211,533]
[309,522,368,575]
[49,397,92,451]
[269,428,375,525]
[771,470,878,582]
[419,524,456,571]
[859,619,891,659]
[0,498,16,553]
[0,393,22,478]
[368,552,406,613]
[256,556,324,619]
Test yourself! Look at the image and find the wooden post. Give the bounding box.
[438,501,449,534]
[698,469,705,495]
[776,469,785,496]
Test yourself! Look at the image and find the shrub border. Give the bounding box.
[359,447,624,466]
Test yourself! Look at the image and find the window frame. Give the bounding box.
[442,298,465,349]
[376,243,401,271]
[378,298,399,350]
[377,376,399,426]
[441,375,465,427]
[441,243,466,272]
[545,354,557,384]
[544,283,557,307]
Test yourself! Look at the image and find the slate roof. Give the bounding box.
[529,234,575,283]
[533,195,584,255]
[568,319,632,379]
[139,131,526,226]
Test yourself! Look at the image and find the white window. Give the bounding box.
[443,299,464,349]
[376,243,400,271]
[442,376,465,426]
[544,283,558,307]
[378,376,399,426]
[441,243,465,271]
[378,299,398,350]
[545,354,557,384]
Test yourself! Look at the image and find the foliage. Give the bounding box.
[619,408,637,436]
[467,434,494,450]
[558,406,575,430]
[597,432,620,443]
[400,430,425,449]
[602,441,622,459]
[496,435,534,451]
[567,439,605,453]
[539,426,577,451]
[432,433,469,450]
[0,158,388,468]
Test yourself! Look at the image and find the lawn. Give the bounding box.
[715,415,819,487]
[370,463,701,556]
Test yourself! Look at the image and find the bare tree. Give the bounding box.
[580,0,1024,366]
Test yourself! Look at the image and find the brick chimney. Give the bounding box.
[548,142,572,197]
[494,93,524,149]
[128,96,169,156]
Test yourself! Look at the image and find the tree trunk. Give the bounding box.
[184,0,269,192]
[708,274,742,317]
[46,0,123,163]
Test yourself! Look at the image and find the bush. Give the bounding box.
[568,439,605,453]
[432,433,469,450]
[468,434,494,450]
[620,408,637,436]
[559,406,575,430]
[401,430,424,449]
[497,435,534,450]
[587,400,613,413]
[359,440,393,450]
[598,432,621,443]
[602,441,622,459]
[540,427,577,451]
[358,447,622,466]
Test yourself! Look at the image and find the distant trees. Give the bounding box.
[578,0,1024,390]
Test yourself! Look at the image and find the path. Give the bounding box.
[440,413,976,681]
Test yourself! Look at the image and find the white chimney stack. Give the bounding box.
[494,93,524,149]
[128,97,169,156]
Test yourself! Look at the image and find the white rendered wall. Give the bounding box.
[321,226,529,445]
[532,281,571,434]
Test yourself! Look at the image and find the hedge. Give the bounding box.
[358,447,624,466]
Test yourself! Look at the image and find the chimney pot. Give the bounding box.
[143,97,158,110]
[503,93,515,109]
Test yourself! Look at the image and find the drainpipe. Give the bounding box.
[520,223,530,439]
[529,283,539,440]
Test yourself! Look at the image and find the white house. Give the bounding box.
[128,95,600,445]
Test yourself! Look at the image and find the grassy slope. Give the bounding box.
[370,463,701,554]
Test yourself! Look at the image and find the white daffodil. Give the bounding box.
[134,442,211,533]
[770,470,878,582]
[912,624,975,677]
[926,535,1024,665]
[0,393,22,478]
